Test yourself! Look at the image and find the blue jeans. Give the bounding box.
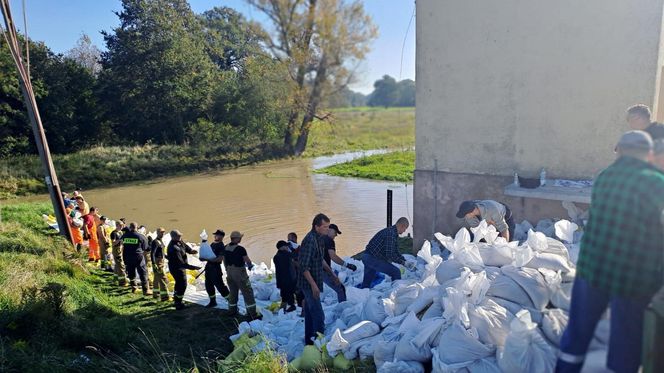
[302,286,325,345]
[556,277,650,373]
[361,252,401,288]
[323,271,346,302]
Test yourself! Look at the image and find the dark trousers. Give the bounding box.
[302,286,325,345]
[279,285,295,306]
[205,264,229,298]
[170,268,187,304]
[123,252,148,289]
[504,204,516,240]
[323,271,346,302]
[361,252,401,288]
[556,277,650,373]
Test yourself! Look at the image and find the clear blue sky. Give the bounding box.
[7,0,415,94]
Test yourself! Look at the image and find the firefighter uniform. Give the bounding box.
[224,242,258,318]
[205,241,230,307]
[167,236,199,309]
[110,228,128,286]
[150,235,170,301]
[122,230,151,295]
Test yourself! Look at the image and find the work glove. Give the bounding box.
[405,261,417,272]
[345,262,357,271]
[200,229,208,242]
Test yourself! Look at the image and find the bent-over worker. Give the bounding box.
[457,200,515,241]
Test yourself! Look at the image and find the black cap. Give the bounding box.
[329,224,342,234]
[213,229,225,236]
[456,200,477,218]
[276,240,289,249]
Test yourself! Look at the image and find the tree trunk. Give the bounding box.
[293,57,327,156]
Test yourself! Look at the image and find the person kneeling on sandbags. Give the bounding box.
[224,231,261,319]
[274,240,297,313]
[167,230,201,310]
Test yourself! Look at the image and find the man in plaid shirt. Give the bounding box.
[297,213,342,345]
[361,217,414,288]
[557,131,664,373]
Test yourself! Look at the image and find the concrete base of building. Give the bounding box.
[413,169,588,249]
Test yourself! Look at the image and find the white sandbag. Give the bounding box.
[436,259,465,285]
[363,294,388,325]
[418,240,443,279]
[486,274,533,308]
[435,323,495,364]
[541,308,568,347]
[470,220,500,244]
[526,229,548,251]
[198,241,215,261]
[345,286,370,305]
[526,252,573,273]
[340,302,364,326]
[535,219,555,237]
[541,269,572,311]
[374,340,398,369]
[511,245,535,267]
[326,328,349,356]
[479,243,516,267]
[390,283,423,316]
[554,220,578,243]
[442,287,470,328]
[435,229,484,270]
[432,349,502,373]
[498,310,556,373]
[502,265,550,311]
[339,320,380,344]
[395,317,446,362]
[489,297,543,324]
[406,286,440,314]
[356,334,383,360]
[469,298,513,347]
[378,361,425,373]
[514,220,533,242]
[422,300,444,320]
[544,238,572,260]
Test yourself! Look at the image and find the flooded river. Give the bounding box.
[85,151,413,265]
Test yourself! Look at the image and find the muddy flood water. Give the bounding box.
[85,151,413,265]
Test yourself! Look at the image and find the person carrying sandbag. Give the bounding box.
[202,229,230,308]
[167,229,200,310]
[150,227,170,301]
[556,131,664,373]
[224,231,260,319]
[361,217,414,289]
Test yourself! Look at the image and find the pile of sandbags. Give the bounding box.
[223,220,607,372]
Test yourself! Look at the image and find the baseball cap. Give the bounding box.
[276,240,289,249]
[615,130,653,151]
[230,231,244,239]
[456,200,477,218]
[213,229,225,236]
[329,224,342,235]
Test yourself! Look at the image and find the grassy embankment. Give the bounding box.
[0,107,414,200]
[315,150,415,183]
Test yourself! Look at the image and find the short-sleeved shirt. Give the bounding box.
[207,241,225,268]
[464,200,509,233]
[322,235,335,267]
[224,244,247,267]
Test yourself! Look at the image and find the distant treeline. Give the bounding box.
[327,75,416,108]
[0,0,378,157]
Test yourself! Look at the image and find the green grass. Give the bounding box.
[315,150,415,182]
[0,108,415,199]
[304,107,414,157]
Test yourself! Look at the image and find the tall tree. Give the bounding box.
[246,0,378,155]
[98,0,217,144]
[66,34,102,76]
[367,75,399,107]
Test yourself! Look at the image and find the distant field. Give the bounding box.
[305,107,415,157]
[315,150,416,182]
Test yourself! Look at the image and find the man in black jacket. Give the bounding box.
[203,229,230,308]
[122,222,151,295]
[167,230,200,310]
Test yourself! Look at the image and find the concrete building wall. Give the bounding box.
[415,0,664,244]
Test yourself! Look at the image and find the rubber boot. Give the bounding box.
[142,286,153,296]
[205,297,217,308]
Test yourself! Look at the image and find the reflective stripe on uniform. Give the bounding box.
[558,352,585,364]
[228,303,237,307]
[246,303,256,308]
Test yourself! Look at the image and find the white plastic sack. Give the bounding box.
[526,229,548,251]
[362,294,388,325]
[541,269,572,311]
[542,308,568,347]
[554,220,579,243]
[390,283,423,316]
[356,334,383,360]
[535,219,555,237]
[422,300,444,320]
[418,240,443,279]
[406,286,440,314]
[378,361,425,373]
[374,340,398,369]
[198,241,215,261]
[436,259,465,285]
[479,242,516,267]
[340,320,380,345]
[435,323,495,364]
[486,274,533,308]
[502,265,550,311]
[497,310,556,373]
[435,229,484,270]
[489,297,543,324]
[526,252,573,273]
[471,220,500,244]
[395,317,446,362]
[432,349,501,373]
[469,298,513,347]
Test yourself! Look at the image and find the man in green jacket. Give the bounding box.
[557,131,664,373]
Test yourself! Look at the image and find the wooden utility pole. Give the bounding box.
[0,0,72,243]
